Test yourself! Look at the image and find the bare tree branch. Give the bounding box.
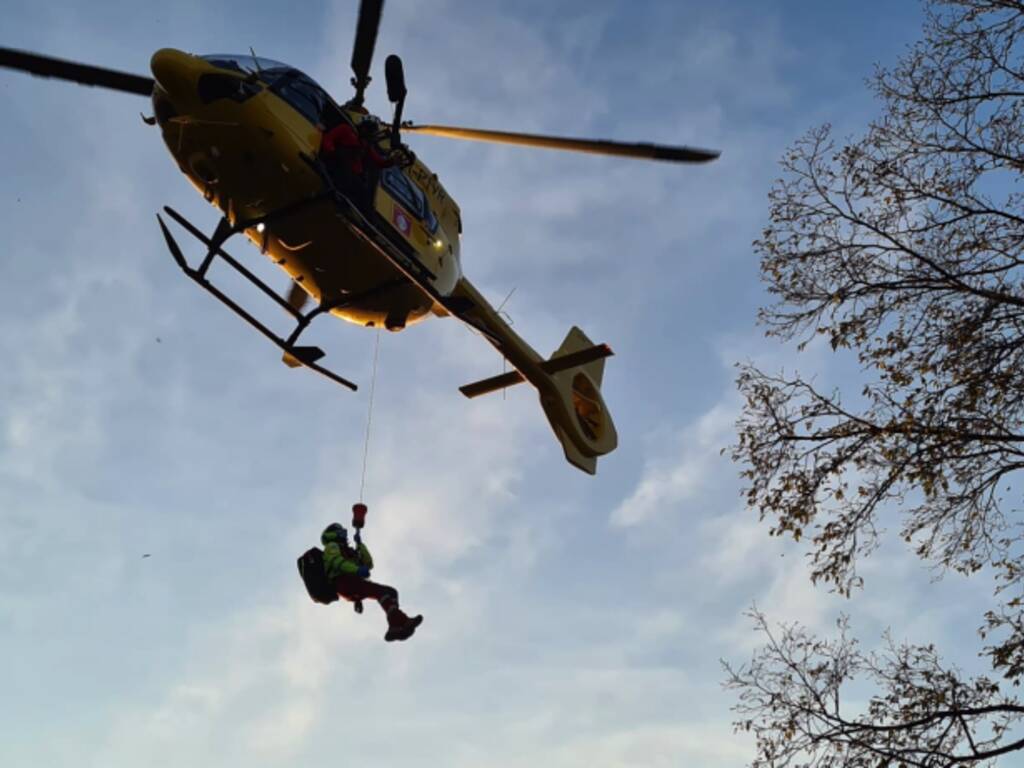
[730,2,1024,765]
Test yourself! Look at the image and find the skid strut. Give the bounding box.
[156,202,359,391]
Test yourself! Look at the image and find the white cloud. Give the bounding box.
[610,396,739,527]
[699,503,774,584]
[542,721,753,768]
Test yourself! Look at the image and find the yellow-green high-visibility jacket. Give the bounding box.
[323,541,374,581]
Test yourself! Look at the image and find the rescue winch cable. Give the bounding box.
[358,327,382,503]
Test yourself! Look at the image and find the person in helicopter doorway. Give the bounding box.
[320,509,423,642]
[319,117,397,212]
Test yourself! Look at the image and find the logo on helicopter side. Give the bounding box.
[392,206,412,237]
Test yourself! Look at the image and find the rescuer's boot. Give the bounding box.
[384,607,423,642]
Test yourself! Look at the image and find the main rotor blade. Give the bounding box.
[351,0,384,93]
[0,47,153,96]
[402,123,720,164]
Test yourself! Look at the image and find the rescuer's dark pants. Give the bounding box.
[334,574,400,614]
[335,573,421,641]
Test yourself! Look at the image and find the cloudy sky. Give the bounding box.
[0,2,996,767]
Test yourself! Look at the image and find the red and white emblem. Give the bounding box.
[392,206,412,237]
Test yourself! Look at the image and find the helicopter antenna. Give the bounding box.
[495,287,516,400]
[495,286,516,322]
[248,47,263,78]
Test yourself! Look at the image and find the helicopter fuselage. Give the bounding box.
[150,49,462,330]
[144,49,618,473]
[0,36,646,473]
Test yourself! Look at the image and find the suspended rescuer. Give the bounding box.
[298,503,423,642]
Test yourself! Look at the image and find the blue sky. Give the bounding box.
[0,2,995,767]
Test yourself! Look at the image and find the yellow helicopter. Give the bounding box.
[0,0,719,475]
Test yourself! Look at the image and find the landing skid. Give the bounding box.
[156,157,489,392]
[156,202,359,391]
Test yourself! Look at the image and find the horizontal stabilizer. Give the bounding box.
[460,370,525,398]
[460,342,613,398]
[542,342,612,376]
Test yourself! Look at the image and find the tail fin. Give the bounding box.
[538,327,618,474]
[454,281,618,474]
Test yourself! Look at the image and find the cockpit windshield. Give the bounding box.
[201,53,341,126]
[201,54,292,80]
[199,54,344,126]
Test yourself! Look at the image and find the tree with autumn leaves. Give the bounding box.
[728,1,1024,764]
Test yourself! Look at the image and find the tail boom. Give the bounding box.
[451,279,617,474]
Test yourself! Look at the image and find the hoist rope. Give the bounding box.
[358,327,382,503]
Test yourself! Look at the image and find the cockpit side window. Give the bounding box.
[197,73,261,104]
[270,74,329,126]
[382,166,429,221]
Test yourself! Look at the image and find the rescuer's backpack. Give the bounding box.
[297,547,339,605]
